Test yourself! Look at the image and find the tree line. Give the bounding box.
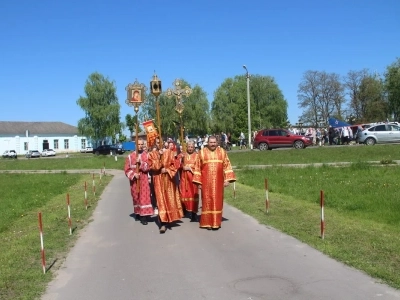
[298,57,400,126]
[76,57,399,144]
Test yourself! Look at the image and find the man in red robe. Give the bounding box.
[148,140,184,233]
[193,136,236,230]
[179,140,199,221]
[124,138,154,225]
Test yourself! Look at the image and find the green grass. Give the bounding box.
[226,164,400,288]
[0,173,112,300]
[1,145,400,298]
[0,154,126,171]
[228,144,400,166]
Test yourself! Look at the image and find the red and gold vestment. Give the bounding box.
[193,147,236,229]
[124,151,154,216]
[179,151,199,213]
[148,149,184,223]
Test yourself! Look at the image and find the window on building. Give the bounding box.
[64,139,69,149]
[24,142,28,151]
[54,140,59,149]
[81,139,86,149]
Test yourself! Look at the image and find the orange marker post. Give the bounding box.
[67,193,72,235]
[320,190,325,239]
[265,178,270,213]
[38,212,46,274]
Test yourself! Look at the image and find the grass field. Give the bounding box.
[0,144,400,298]
[225,163,400,288]
[1,144,399,170]
[0,153,125,171]
[0,172,112,300]
[228,144,400,166]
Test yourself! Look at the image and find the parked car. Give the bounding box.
[93,145,125,155]
[41,149,56,157]
[253,128,313,150]
[2,150,17,158]
[26,150,41,158]
[80,147,93,153]
[357,124,400,145]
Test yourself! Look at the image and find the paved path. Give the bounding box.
[41,170,400,300]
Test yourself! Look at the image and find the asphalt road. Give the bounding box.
[42,171,400,300]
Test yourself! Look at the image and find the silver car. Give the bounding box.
[357,124,400,145]
[26,150,41,158]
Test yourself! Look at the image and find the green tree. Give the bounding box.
[359,75,387,122]
[76,72,121,144]
[385,58,400,121]
[141,79,209,140]
[212,75,288,140]
[125,114,138,139]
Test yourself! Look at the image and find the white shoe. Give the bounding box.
[153,208,159,216]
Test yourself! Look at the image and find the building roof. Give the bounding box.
[0,121,79,136]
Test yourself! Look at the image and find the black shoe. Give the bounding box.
[159,225,166,234]
[140,216,148,225]
[190,213,197,222]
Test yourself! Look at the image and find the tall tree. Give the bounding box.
[359,75,387,122]
[344,69,369,122]
[125,114,138,139]
[140,79,209,139]
[76,72,121,144]
[298,70,344,125]
[212,74,287,139]
[385,58,400,121]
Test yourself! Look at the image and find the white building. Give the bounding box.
[0,121,91,155]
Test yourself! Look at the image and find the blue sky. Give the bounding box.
[1,0,399,130]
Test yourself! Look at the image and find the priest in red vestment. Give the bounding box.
[148,140,184,233]
[193,136,236,230]
[179,140,199,221]
[124,138,154,225]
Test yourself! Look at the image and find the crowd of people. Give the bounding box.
[124,136,236,234]
[288,126,358,146]
[190,131,251,151]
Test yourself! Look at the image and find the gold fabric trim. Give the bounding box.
[202,159,223,164]
[201,210,222,214]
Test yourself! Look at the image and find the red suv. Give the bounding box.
[253,129,313,150]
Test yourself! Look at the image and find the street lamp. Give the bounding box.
[243,65,251,149]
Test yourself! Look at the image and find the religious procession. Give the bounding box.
[124,75,236,234]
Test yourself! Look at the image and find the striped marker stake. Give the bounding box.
[84,181,88,210]
[67,193,72,235]
[320,190,325,239]
[233,182,236,199]
[103,162,106,175]
[265,178,270,213]
[92,174,96,198]
[99,169,102,185]
[38,212,46,274]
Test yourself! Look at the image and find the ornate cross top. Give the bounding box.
[165,79,192,114]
